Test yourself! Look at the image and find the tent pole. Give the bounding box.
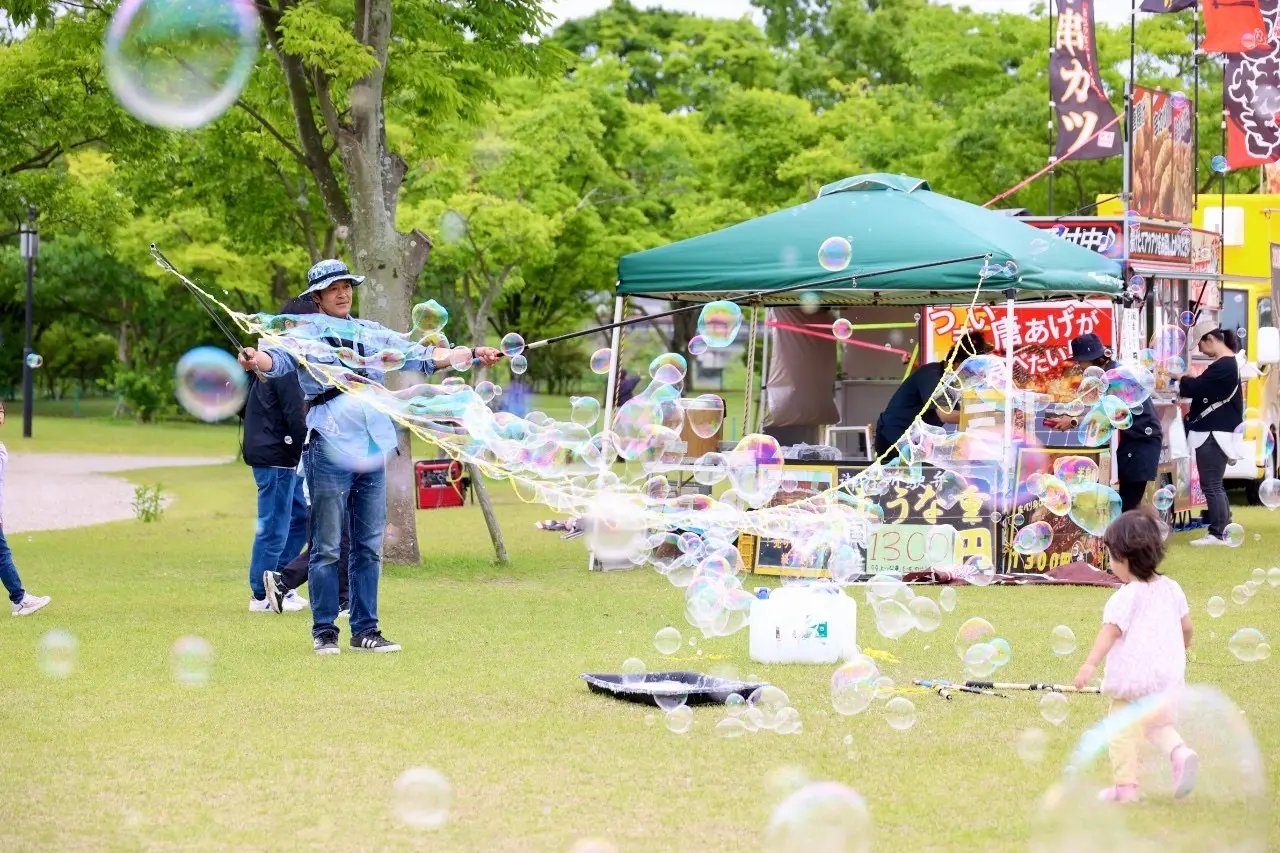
[744,303,759,437]
[1002,289,1016,512]
[588,292,627,572]
[756,308,771,433]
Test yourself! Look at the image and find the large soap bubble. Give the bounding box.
[765,781,872,853]
[696,301,743,348]
[1031,685,1268,853]
[174,346,247,422]
[104,0,260,130]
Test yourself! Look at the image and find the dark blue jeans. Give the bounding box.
[0,527,25,604]
[304,437,385,639]
[249,467,309,599]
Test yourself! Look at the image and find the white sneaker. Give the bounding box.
[12,593,50,616]
[249,597,272,612]
[283,590,308,612]
[1189,535,1228,547]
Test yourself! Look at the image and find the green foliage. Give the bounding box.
[106,366,174,423]
[131,482,165,522]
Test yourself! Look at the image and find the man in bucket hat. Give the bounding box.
[238,259,502,654]
[1044,333,1162,512]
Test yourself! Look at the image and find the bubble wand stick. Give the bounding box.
[965,680,1101,694]
[150,243,250,356]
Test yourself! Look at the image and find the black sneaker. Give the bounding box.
[351,632,401,653]
[263,571,286,614]
[313,631,340,655]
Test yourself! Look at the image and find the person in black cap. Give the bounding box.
[237,259,502,655]
[874,330,991,459]
[1045,333,1162,512]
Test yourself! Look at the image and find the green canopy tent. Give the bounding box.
[602,173,1125,460]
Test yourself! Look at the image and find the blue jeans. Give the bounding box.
[0,528,25,604]
[304,437,385,639]
[249,467,309,599]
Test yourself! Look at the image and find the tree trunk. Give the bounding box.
[670,305,697,391]
[468,463,508,564]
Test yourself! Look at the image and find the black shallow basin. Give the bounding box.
[580,671,770,707]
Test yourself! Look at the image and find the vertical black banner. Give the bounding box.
[1140,0,1195,12]
[1051,0,1122,160]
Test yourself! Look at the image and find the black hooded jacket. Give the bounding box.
[241,372,306,468]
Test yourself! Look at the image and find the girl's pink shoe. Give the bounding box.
[1171,745,1198,799]
[1097,784,1140,804]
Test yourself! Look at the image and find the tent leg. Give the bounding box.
[744,304,759,438]
[1002,292,1016,513]
[756,308,770,433]
[589,293,627,572]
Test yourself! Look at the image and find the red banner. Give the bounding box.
[1225,0,1280,168]
[1204,0,1269,53]
[1051,0,1121,160]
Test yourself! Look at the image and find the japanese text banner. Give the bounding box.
[1051,0,1121,161]
[1140,0,1195,11]
[1225,0,1280,167]
[925,301,1114,398]
[1130,87,1194,223]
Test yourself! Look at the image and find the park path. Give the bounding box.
[2,453,233,533]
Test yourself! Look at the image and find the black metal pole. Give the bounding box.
[1048,2,1056,215]
[1193,1,1200,209]
[22,207,35,439]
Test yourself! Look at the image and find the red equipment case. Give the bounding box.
[415,460,466,509]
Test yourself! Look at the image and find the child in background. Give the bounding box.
[0,402,50,616]
[1075,507,1196,803]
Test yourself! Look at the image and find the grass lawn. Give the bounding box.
[2,454,1279,850]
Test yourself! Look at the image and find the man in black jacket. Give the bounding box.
[1046,333,1163,512]
[243,298,310,611]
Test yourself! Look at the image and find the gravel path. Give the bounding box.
[3,453,233,533]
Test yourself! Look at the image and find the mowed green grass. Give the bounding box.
[1,451,1279,850]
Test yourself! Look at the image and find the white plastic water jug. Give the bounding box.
[748,583,858,665]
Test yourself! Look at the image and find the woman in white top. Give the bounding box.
[1175,328,1245,546]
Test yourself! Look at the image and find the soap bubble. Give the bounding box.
[392,766,451,830]
[1039,691,1069,726]
[1013,521,1053,555]
[1258,478,1280,509]
[590,348,613,374]
[104,0,260,130]
[25,353,42,369]
[938,586,957,612]
[832,655,879,716]
[884,697,916,731]
[1152,325,1186,361]
[873,599,914,640]
[988,637,1012,667]
[681,394,725,439]
[688,335,708,356]
[174,346,248,422]
[500,332,525,357]
[1050,625,1077,656]
[1231,585,1250,605]
[1039,476,1072,516]
[474,381,498,403]
[171,635,213,686]
[908,596,941,632]
[873,676,896,700]
[765,782,872,853]
[620,657,646,683]
[799,291,820,314]
[1207,595,1226,618]
[37,629,77,679]
[1031,686,1268,853]
[654,626,682,656]
[1153,486,1174,511]
[1066,482,1121,537]
[697,301,743,348]
[832,318,854,340]
[654,688,689,713]
[1229,628,1267,662]
[715,718,748,738]
[570,396,601,428]
[568,840,618,853]
[583,494,649,561]
[1210,154,1229,173]
[963,642,998,678]
[1179,310,1196,326]
[1170,90,1188,109]
[817,236,853,273]
[509,354,528,375]
[1016,728,1049,764]
[1268,567,1280,587]
[954,617,996,661]
[1223,523,1245,547]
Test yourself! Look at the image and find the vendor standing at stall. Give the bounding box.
[874,330,991,459]
[1045,334,1162,512]
[1176,326,1245,547]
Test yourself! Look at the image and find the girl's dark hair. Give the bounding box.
[1102,506,1167,581]
[1201,327,1239,353]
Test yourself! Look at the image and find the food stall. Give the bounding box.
[612,173,1126,581]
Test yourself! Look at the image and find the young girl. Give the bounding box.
[1074,507,1196,803]
[0,402,50,615]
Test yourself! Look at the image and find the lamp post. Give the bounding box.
[19,206,37,439]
